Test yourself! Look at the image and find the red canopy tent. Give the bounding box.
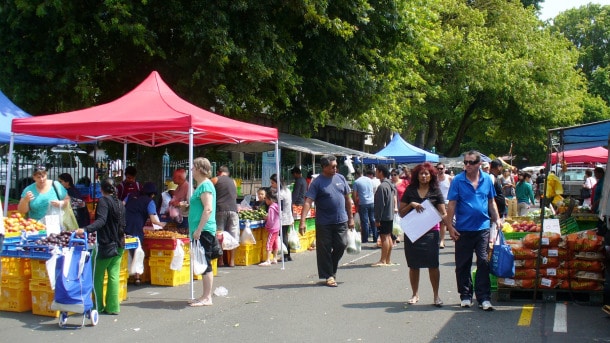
[10,71,277,146]
[550,146,608,164]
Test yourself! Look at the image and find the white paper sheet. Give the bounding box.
[400,199,442,242]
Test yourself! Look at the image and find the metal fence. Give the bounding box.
[1,152,316,200]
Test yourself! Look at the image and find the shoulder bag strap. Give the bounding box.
[52,182,61,201]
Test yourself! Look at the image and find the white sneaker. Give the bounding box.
[460,299,473,308]
[480,300,493,311]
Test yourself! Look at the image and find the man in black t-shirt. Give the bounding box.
[490,159,506,217]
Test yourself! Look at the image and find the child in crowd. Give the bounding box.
[253,187,268,211]
[259,192,280,266]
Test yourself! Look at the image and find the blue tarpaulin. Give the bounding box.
[0,90,73,145]
[363,133,439,164]
[551,120,610,151]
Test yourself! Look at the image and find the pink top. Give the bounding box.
[265,202,281,233]
[396,179,409,203]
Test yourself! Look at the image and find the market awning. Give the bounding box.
[217,133,392,162]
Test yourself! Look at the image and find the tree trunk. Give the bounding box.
[447,95,480,156]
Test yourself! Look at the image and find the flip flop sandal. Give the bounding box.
[326,277,338,287]
[189,299,213,307]
[407,296,419,304]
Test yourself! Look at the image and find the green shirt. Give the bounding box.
[515,181,535,205]
[21,181,67,221]
[188,179,217,238]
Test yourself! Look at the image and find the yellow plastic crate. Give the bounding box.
[120,250,129,270]
[0,277,32,312]
[29,279,58,317]
[30,259,49,281]
[148,256,173,267]
[1,257,31,278]
[235,244,261,266]
[140,257,151,284]
[149,249,175,258]
[150,266,190,286]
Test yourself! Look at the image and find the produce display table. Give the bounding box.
[496,217,605,304]
[1,238,135,317]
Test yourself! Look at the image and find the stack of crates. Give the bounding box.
[148,240,191,286]
[0,257,32,313]
[28,259,58,317]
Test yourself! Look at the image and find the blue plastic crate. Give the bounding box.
[75,184,90,197]
[90,184,102,198]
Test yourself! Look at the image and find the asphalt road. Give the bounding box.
[2,237,610,343]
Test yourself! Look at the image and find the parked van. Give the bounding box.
[551,163,604,199]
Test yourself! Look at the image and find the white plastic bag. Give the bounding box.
[240,225,257,245]
[43,204,62,235]
[354,213,361,232]
[130,238,145,275]
[392,214,403,237]
[221,231,240,250]
[170,239,185,271]
[192,240,208,275]
[288,227,300,250]
[346,228,360,254]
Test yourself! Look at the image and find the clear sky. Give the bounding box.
[538,0,610,21]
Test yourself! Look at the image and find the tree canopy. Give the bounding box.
[0,0,605,165]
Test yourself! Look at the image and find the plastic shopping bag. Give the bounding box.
[43,205,62,235]
[192,240,208,275]
[170,239,185,271]
[240,225,257,244]
[130,238,145,275]
[392,214,403,237]
[346,228,360,254]
[490,231,515,278]
[288,227,300,250]
[221,231,240,250]
[354,213,361,232]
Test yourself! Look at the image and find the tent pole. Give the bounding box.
[122,142,128,181]
[189,128,195,300]
[3,134,15,214]
[275,142,285,270]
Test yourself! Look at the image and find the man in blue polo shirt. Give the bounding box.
[299,155,355,287]
[446,150,502,311]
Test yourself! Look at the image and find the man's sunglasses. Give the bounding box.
[463,160,479,166]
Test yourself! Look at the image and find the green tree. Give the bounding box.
[0,1,163,113]
[552,4,610,106]
[404,0,586,163]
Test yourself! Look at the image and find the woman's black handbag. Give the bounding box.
[210,235,223,259]
[98,242,119,259]
[580,187,592,199]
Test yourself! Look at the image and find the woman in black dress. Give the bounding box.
[399,162,448,307]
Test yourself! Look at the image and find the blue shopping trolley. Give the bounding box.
[51,232,99,328]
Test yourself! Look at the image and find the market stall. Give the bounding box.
[490,121,610,303]
[0,216,139,317]
[7,71,280,301]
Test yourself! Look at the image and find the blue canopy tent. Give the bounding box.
[363,133,439,164]
[0,90,73,145]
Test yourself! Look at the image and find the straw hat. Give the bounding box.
[166,182,178,191]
